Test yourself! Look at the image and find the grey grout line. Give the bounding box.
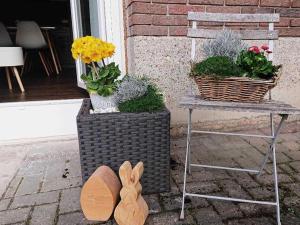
[53,201,60,225]
[53,190,63,225]
[1,173,23,200]
[24,205,34,225]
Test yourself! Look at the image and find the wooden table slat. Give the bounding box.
[179,96,300,115]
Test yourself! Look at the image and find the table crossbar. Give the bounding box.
[185,193,277,206]
[190,164,260,173]
[191,130,273,139]
[179,95,300,115]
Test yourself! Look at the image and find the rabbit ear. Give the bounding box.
[119,161,132,187]
[131,162,144,186]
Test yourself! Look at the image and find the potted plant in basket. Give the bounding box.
[190,30,281,103]
[71,36,120,112]
[73,36,170,194]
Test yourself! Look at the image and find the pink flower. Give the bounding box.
[261,45,269,51]
[266,50,273,54]
[249,46,260,54]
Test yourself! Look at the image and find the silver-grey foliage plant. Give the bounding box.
[203,29,247,61]
[116,76,148,103]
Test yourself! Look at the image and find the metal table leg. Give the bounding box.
[258,114,288,176]
[269,114,288,225]
[273,135,281,225]
[180,108,192,220]
[188,110,192,175]
[180,110,288,225]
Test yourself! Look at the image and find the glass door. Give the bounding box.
[70,0,90,89]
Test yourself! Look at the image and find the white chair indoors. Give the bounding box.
[0,47,25,92]
[0,22,13,47]
[16,21,51,76]
[0,22,24,92]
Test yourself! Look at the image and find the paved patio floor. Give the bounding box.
[0,122,300,225]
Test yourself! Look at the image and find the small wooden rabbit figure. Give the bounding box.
[114,161,149,225]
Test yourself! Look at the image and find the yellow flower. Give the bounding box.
[71,36,116,64]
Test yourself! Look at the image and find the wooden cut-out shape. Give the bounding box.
[80,165,121,221]
[114,161,149,225]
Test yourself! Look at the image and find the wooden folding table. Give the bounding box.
[179,95,300,225]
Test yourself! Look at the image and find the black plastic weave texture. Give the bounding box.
[77,99,170,194]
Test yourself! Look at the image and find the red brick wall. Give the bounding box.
[124,0,300,37]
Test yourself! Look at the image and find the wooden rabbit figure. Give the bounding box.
[114,161,149,225]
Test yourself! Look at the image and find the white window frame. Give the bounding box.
[98,0,126,76]
[70,0,126,89]
[70,0,85,88]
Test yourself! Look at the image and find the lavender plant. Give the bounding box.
[203,29,247,61]
[116,76,148,103]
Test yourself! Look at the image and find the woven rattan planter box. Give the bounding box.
[77,99,170,194]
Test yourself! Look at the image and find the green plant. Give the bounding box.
[191,56,244,79]
[81,62,121,96]
[236,45,280,80]
[203,29,247,61]
[118,85,164,113]
[116,76,148,103]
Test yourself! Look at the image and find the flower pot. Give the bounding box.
[77,99,171,194]
[193,68,282,103]
[90,93,117,112]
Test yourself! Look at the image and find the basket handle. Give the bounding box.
[272,66,282,87]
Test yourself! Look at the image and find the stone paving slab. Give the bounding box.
[10,191,59,209]
[192,207,224,225]
[59,187,81,214]
[148,212,195,225]
[211,201,244,220]
[144,195,161,214]
[0,198,11,211]
[227,217,275,225]
[0,207,31,225]
[238,203,275,217]
[15,174,43,196]
[4,176,22,199]
[57,212,92,225]
[219,180,251,199]
[0,145,30,198]
[290,161,300,172]
[0,125,299,225]
[41,176,82,193]
[30,203,58,225]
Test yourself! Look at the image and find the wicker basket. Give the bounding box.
[77,99,170,194]
[194,70,281,103]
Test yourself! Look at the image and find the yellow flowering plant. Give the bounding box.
[71,36,121,96]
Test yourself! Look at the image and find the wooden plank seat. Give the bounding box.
[187,12,280,40]
[179,96,300,115]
